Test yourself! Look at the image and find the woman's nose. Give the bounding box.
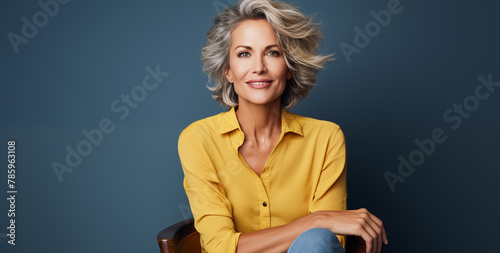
[252,56,267,74]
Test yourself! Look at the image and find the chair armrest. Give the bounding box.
[346,235,366,253]
[346,235,386,253]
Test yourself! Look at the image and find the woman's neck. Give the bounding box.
[235,99,282,147]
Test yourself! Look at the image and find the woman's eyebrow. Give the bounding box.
[265,44,280,50]
[234,44,280,51]
[234,45,252,51]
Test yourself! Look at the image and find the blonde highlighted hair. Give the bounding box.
[202,0,332,109]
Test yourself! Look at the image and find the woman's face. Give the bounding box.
[225,19,291,107]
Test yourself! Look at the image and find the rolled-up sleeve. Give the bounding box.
[310,126,347,247]
[178,129,241,253]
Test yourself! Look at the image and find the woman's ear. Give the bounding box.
[225,68,233,83]
[286,70,293,80]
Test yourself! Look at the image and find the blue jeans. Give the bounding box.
[288,228,345,253]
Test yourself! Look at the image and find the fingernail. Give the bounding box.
[385,238,389,244]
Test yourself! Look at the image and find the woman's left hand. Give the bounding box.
[312,208,388,253]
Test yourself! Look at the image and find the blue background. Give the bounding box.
[1,0,499,252]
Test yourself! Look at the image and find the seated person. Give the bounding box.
[178,0,388,252]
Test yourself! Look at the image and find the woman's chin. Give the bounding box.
[239,96,282,107]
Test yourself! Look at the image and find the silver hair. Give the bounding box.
[202,0,332,109]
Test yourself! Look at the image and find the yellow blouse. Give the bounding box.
[178,107,347,253]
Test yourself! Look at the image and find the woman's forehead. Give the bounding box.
[230,19,278,48]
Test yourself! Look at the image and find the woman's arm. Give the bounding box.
[236,212,316,253]
[236,209,387,253]
[312,127,386,253]
[236,127,387,253]
[179,129,242,252]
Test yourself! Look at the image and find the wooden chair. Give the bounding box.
[157,218,370,253]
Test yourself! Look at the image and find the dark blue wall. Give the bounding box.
[1,0,498,252]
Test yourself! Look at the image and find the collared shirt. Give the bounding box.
[178,107,347,253]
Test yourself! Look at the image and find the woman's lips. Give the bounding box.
[246,79,273,89]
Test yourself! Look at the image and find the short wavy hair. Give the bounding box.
[202,0,332,109]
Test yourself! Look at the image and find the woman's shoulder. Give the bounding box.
[178,110,229,140]
[288,111,342,133]
[289,112,345,146]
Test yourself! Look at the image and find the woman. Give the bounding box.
[178,0,388,252]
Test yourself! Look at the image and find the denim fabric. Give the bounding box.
[288,228,345,253]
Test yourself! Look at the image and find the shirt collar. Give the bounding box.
[217,107,303,136]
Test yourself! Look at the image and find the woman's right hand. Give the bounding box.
[312,208,388,253]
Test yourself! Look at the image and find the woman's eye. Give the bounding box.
[238,52,250,57]
[267,50,281,56]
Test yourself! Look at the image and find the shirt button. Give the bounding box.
[262,202,267,207]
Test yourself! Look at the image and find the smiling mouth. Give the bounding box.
[247,81,271,85]
[246,80,273,88]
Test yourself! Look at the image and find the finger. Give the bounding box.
[372,214,387,246]
[366,223,382,253]
[361,219,379,253]
[356,209,379,253]
[365,211,386,251]
[357,226,373,253]
[368,217,383,253]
